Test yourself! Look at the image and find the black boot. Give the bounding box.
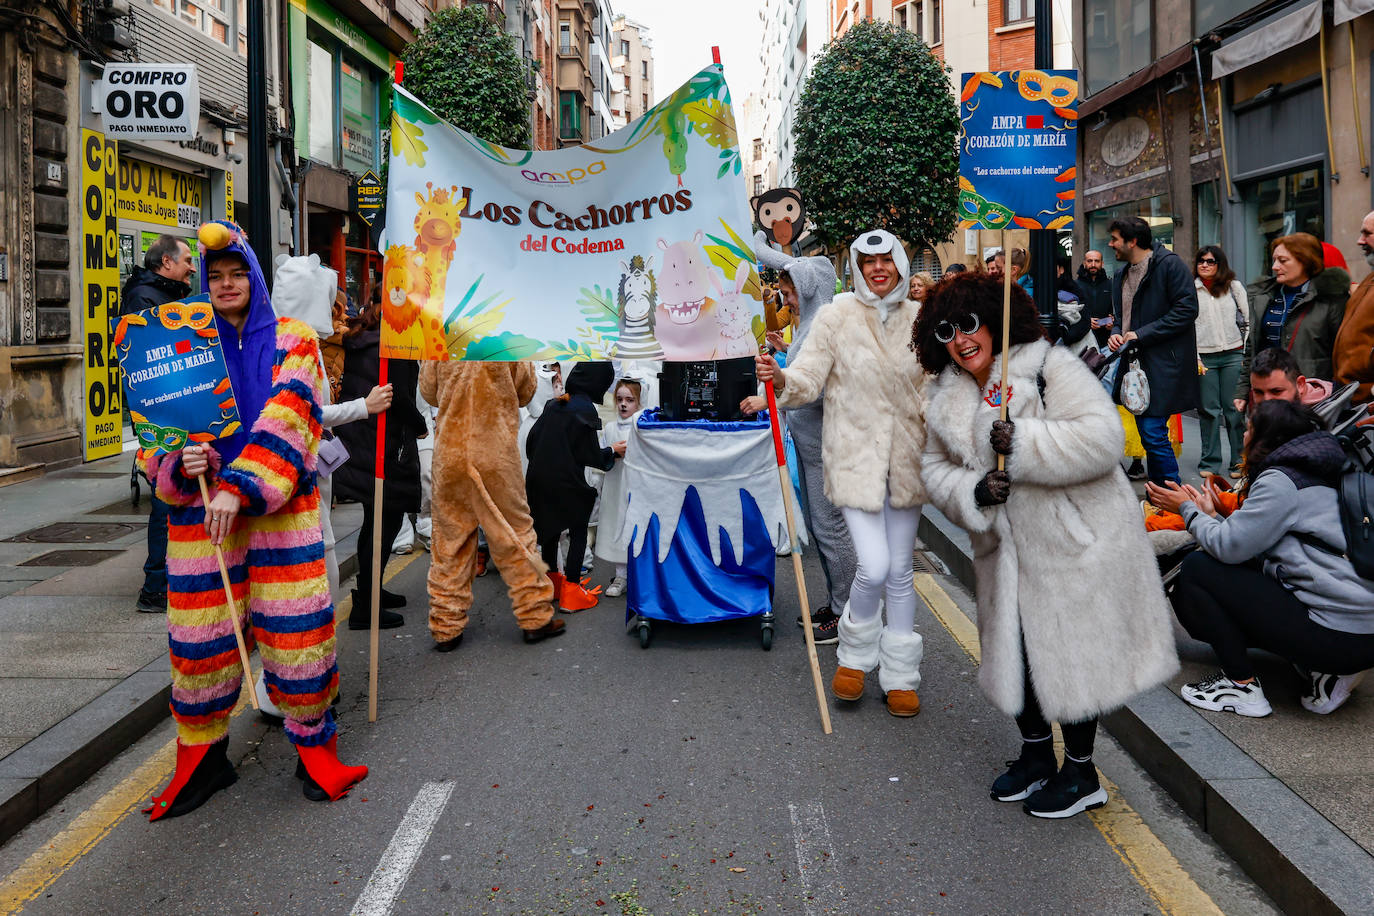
[348,589,405,630]
[381,587,406,609]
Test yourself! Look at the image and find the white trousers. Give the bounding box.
[839,494,921,632]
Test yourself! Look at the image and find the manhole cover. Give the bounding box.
[4,522,140,544]
[19,549,124,567]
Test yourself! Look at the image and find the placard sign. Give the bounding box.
[115,295,241,454]
[957,69,1078,231]
[98,64,200,140]
[80,129,123,461]
[382,64,763,362]
[354,169,384,226]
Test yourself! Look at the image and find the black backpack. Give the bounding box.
[1335,461,1374,579]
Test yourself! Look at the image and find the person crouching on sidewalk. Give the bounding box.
[526,362,621,611]
[914,273,1178,818]
[755,229,927,718]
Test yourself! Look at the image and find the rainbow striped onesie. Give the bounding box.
[144,317,339,748]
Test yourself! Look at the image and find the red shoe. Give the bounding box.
[295,735,368,802]
[558,577,601,612]
[547,570,565,603]
[145,739,236,821]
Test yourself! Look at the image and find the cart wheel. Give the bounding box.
[760,624,773,651]
[638,620,652,649]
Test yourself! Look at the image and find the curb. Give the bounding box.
[0,531,361,847]
[918,506,1374,916]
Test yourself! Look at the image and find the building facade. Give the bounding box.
[554,0,615,145]
[610,14,654,130]
[1073,0,1373,285]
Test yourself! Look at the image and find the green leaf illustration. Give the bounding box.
[683,98,737,151]
[463,331,553,361]
[391,113,429,167]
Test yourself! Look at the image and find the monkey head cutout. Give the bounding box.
[751,188,806,247]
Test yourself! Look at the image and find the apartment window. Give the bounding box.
[931,0,942,43]
[1005,0,1032,23]
[914,1,925,40]
[641,92,648,110]
[620,39,630,56]
[641,60,648,78]
[154,0,237,50]
[896,3,908,30]
[753,138,762,160]
[1083,0,1151,95]
[559,91,582,139]
[559,21,572,53]
[753,175,764,197]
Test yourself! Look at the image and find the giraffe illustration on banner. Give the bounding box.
[380,182,464,360]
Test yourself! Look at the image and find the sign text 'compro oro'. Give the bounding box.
[81,129,123,461]
[98,64,200,140]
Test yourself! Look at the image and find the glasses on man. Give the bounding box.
[1197,257,1217,265]
[934,312,983,343]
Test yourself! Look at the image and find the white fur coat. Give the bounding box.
[921,339,1178,723]
[776,293,926,512]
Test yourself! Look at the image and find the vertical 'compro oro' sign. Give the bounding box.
[98,64,200,140]
[81,129,123,461]
[957,69,1078,231]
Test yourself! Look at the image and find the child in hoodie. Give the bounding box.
[525,362,620,611]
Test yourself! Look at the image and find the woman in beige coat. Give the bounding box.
[756,229,926,718]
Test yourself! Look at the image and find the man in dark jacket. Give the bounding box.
[1107,217,1200,485]
[120,234,193,316]
[1077,249,1114,347]
[121,234,194,614]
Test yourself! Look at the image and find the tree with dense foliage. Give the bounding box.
[792,20,959,254]
[401,5,531,148]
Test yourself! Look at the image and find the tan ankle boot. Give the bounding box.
[886,690,920,717]
[832,666,865,701]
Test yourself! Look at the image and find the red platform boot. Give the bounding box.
[295,735,368,801]
[145,738,237,821]
[547,570,565,604]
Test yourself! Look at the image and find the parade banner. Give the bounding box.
[382,63,763,362]
[957,70,1078,231]
[115,296,241,454]
[81,129,123,461]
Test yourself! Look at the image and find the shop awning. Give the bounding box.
[1335,0,1374,24]
[1079,44,1195,117]
[1212,1,1321,79]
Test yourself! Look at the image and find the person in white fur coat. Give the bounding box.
[755,229,927,718]
[914,273,1178,819]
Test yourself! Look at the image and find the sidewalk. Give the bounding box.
[0,453,362,845]
[919,411,1374,916]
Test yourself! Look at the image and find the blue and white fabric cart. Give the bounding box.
[616,409,790,648]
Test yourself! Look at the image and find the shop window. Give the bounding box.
[911,247,943,276]
[308,37,336,165]
[1083,0,1151,96]
[1086,194,1175,277]
[1194,181,1222,255]
[340,56,379,173]
[1240,166,1324,284]
[1005,0,1032,23]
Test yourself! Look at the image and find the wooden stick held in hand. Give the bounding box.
[195,473,259,711]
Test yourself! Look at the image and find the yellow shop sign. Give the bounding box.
[116,156,206,229]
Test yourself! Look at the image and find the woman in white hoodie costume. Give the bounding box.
[755,230,927,718]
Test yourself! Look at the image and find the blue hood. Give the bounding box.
[198,220,279,466]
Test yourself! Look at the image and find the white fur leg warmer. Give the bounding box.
[877,628,924,694]
[836,602,884,672]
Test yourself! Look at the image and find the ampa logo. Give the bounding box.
[520,161,607,185]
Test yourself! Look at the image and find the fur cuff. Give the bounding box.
[877,628,924,693]
[836,603,883,671]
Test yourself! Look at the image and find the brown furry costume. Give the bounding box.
[420,362,555,641]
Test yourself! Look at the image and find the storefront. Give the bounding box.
[288,0,393,308]
[114,153,210,290]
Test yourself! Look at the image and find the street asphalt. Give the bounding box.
[0,548,1281,915]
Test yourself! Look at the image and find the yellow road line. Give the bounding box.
[913,573,1224,916]
[0,550,421,915]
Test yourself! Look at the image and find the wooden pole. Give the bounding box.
[196,474,259,710]
[764,379,832,735]
[998,230,1014,472]
[369,357,388,723]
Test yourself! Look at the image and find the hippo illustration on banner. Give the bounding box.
[714,262,756,358]
[654,232,721,360]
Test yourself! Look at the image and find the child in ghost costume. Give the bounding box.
[594,367,658,596]
[755,229,928,718]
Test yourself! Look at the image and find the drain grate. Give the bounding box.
[19,549,124,567]
[4,522,140,544]
[912,550,939,574]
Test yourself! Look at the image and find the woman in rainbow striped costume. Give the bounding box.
[142,221,367,820]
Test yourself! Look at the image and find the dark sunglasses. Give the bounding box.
[1197,257,1217,265]
[934,312,982,343]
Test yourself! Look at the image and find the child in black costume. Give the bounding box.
[525,362,620,611]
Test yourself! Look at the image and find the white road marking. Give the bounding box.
[351,780,457,916]
[788,801,846,914]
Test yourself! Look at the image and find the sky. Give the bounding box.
[611,0,766,104]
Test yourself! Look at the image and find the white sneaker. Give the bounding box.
[604,576,626,598]
[1180,671,1272,717]
[254,671,285,720]
[1300,670,1366,715]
